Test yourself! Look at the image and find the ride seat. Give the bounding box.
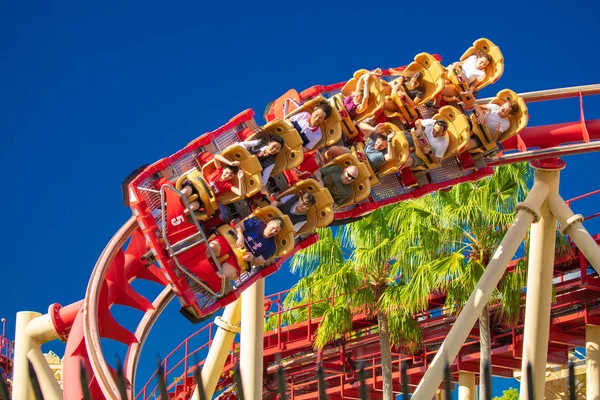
[175,169,219,221]
[329,94,360,139]
[246,120,305,174]
[460,38,504,92]
[325,154,371,207]
[383,53,446,123]
[213,206,295,271]
[469,89,529,152]
[201,145,263,204]
[285,96,343,150]
[412,106,470,170]
[340,69,386,123]
[275,178,335,234]
[354,123,410,185]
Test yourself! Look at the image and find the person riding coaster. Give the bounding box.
[189,206,295,293]
[441,38,504,108]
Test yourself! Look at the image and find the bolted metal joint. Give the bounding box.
[215,316,241,334]
[559,213,585,235]
[515,201,542,223]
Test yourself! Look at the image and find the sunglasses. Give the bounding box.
[345,171,357,181]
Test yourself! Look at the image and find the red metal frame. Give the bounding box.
[0,328,13,393]
[135,190,600,399]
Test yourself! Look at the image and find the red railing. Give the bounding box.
[136,189,600,399]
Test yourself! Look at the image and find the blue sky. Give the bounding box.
[1,0,599,397]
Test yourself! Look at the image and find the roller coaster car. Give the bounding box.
[383,53,446,123]
[276,178,335,234]
[201,145,263,204]
[353,123,410,186]
[213,206,295,272]
[174,169,218,221]
[469,89,529,153]
[246,120,304,174]
[324,154,371,207]
[285,96,343,149]
[411,106,471,170]
[446,38,504,107]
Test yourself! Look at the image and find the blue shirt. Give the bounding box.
[243,218,277,260]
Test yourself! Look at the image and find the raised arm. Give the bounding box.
[230,170,247,197]
[214,153,240,168]
[384,131,396,162]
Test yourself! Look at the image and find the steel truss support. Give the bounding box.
[587,325,600,400]
[411,179,548,400]
[240,278,265,399]
[12,311,62,400]
[458,371,477,400]
[193,298,242,399]
[520,165,562,399]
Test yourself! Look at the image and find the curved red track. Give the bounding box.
[52,85,600,399]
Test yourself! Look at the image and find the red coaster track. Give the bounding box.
[48,83,600,399]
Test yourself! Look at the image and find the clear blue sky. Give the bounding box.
[1,0,599,397]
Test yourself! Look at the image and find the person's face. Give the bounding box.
[221,168,234,180]
[432,123,447,138]
[475,57,490,70]
[310,109,327,126]
[341,168,358,184]
[497,102,512,118]
[406,77,420,90]
[297,198,312,213]
[266,141,282,155]
[264,222,282,238]
[354,92,364,104]
[374,136,387,151]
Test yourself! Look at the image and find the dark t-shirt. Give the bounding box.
[319,164,353,206]
[278,194,308,228]
[405,85,424,100]
[243,218,276,260]
[364,131,387,172]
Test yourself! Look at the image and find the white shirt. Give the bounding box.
[288,111,322,150]
[484,104,511,134]
[239,139,275,184]
[461,55,486,85]
[422,119,450,158]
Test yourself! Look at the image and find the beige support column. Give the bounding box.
[412,181,549,400]
[13,311,62,400]
[192,298,242,399]
[548,193,600,275]
[240,278,265,399]
[587,325,600,400]
[12,312,39,400]
[458,371,476,400]
[520,167,561,399]
[27,348,63,400]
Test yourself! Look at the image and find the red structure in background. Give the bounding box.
[136,191,600,400]
[0,318,14,396]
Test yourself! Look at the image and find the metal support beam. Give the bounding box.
[548,193,600,275]
[27,348,63,400]
[193,298,242,399]
[12,312,39,400]
[411,180,549,400]
[240,278,265,399]
[587,325,600,400]
[520,166,561,399]
[458,371,476,400]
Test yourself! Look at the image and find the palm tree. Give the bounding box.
[385,163,570,398]
[276,214,422,400]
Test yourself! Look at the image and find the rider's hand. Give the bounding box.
[422,145,432,154]
[236,236,245,249]
[243,252,254,262]
[387,131,396,140]
[476,112,486,124]
[237,170,244,179]
[230,161,241,167]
